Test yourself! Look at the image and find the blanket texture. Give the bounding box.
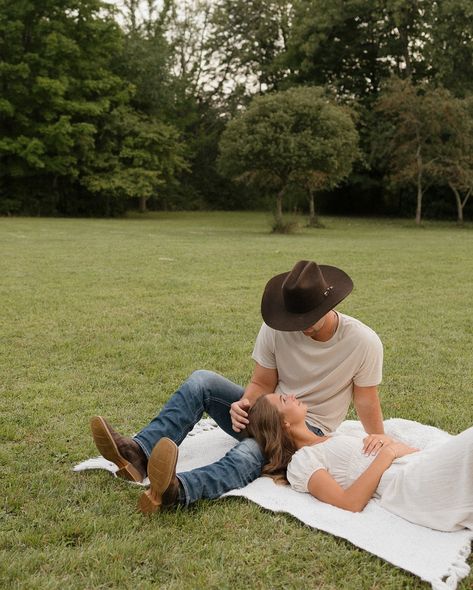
[74,418,472,590]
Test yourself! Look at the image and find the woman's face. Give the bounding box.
[265,393,307,425]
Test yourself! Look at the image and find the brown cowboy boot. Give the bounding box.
[90,416,148,482]
[138,437,180,514]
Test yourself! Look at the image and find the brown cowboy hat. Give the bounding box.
[261,260,353,331]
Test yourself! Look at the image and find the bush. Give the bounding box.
[271,216,301,234]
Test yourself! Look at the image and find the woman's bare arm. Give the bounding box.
[307,443,418,512]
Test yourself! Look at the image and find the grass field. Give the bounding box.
[1,211,472,589]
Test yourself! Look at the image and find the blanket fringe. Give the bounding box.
[75,417,472,590]
[431,539,472,590]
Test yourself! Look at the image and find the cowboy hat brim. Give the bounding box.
[261,265,353,331]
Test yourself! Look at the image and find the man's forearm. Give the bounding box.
[242,382,275,405]
[354,397,385,434]
[240,363,278,409]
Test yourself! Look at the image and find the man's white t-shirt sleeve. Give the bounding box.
[252,322,277,369]
[353,331,383,387]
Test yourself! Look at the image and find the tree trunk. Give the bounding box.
[308,188,318,226]
[275,189,284,223]
[105,194,110,217]
[449,183,464,225]
[415,150,423,225]
[139,195,147,213]
[416,183,422,225]
[399,25,412,78]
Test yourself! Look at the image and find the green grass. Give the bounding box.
[1,211,472,589]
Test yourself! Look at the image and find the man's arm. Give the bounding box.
[353,385,385,453]
[244,362,278,404]
[230,362,278,432]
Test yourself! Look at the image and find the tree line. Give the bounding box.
[1,0,473,223]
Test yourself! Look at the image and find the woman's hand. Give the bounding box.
[363,434,396,456]
[382,441,420,460]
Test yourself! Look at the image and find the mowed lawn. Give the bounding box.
[1,212,472,590]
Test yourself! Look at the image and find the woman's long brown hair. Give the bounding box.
[246,395,297,484]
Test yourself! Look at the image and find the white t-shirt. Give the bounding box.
[251,313,383,433]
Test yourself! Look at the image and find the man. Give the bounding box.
[91,260,385,513]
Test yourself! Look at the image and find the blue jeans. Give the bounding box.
[133,370,323,505]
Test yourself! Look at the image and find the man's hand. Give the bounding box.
[363,434,396,456]
[230,399,251,432]
[231,363,278,432]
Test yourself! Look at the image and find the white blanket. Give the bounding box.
[74,418,473,590]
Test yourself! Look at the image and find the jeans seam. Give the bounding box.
[172,404,205,446]
[240,468,262,481]
[208,395,233,408]
[176,474,191,506]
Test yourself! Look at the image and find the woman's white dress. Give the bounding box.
[286,427,473,531]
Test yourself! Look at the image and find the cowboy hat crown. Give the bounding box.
[261,260,353,331]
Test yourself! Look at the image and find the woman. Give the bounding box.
[246,394,473,532]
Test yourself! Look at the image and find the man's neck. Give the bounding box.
[311,310,338,342]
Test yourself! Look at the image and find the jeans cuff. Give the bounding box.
[176,474,190,506]
[133,436,151,459]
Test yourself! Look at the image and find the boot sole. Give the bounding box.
[138,438,178,515]
[90,416,143,482]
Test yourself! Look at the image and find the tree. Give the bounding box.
[117,0,262,211]
[281,1,430,218]
[285,0,467,103]
[110,1,193,211]
[207,0,293,100]
[0,0,189,215]
[115,0,176,120]
[424,0,473,98]
[375,78,471,225]
[218,86,359,226]
[430,96,473,225]
[79,106,188,213]
[282,0,473,220]
[0,0,131,214]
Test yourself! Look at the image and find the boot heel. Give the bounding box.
[116,463,143,482]
[138,490,161,514]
